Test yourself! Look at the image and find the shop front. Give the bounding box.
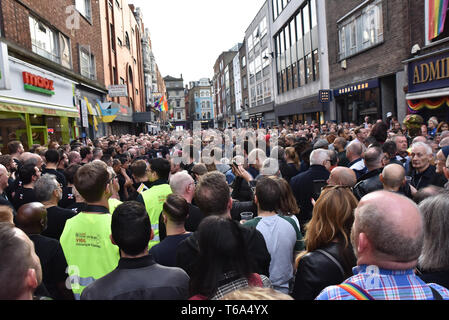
[333,79,381,124]
[275,95,326,126]
[109,102,135,136]
[75,85,107,140]
[0,55,78,152]
[405,50,449,123]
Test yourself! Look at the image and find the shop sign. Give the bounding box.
[408,52,449,93]
[319,90,332,103]
[333,79,379,97]
[108,84,128,97]
[0,41,10,90]
[23,72,55,95]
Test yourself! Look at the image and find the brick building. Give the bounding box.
[0,0,108,149]
[326,0,411,124]
[403,0,449,123]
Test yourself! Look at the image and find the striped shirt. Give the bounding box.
[315,265,449,300]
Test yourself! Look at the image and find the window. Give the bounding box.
[60,34,71,69]
[241,56,246,68]
[125,32,130,50]
[338,0,383,60]
[29,16,60,64]
[117,37,122,47]
[110,24,116,51]
[76,0,92,21]
[120,77,125,84]
[177,112,181,120]
[305,53,313,83]
[79,46,96,80]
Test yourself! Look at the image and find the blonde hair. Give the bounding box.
[220,287,293,300]
[295,186,358,268]
[285,147,300,169]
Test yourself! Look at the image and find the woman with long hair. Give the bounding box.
[291,186,358,300]
[189,216,271,300]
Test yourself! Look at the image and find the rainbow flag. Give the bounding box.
[428,0,449,41]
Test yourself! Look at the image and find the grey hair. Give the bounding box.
[260,158,280,176]
[310,149,329,166]
[169,171,194,195]
[34,174,59,202]
[418,193,449,271]
[412,142,432,155]
[356,201,423,262]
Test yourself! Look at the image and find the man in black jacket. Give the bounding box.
[175,171,271,278]
[81,201,189,300]
[290,149,331,229]
[353,146,384,200]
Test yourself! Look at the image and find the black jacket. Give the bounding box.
[410,165,437,190]
[290,165,330,227]
[352,168,383,200]
[292,241,356,300]
[81,255,189,300]
[231,176,254,202]
[175,223,271,278]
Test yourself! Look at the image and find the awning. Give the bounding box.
[0,95,79,118]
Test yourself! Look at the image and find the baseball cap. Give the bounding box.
[386,112,393,118]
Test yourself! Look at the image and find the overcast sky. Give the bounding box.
[130,0,266,84]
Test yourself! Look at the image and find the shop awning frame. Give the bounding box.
[0,95,79,118]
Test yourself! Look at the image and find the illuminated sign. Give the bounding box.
[333,79,379,97]
[319,90,332,103]
[408,52,449,93]
[22,72,55,95]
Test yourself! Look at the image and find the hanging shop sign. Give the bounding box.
[408,51,449,93]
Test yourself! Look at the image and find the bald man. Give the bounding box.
[316,191,449,300]
[15,203,73,300]
[327,167,357,187]
[0,223,42,300]
[380,164,406,193]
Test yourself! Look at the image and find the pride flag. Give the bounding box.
[428,0,449,41]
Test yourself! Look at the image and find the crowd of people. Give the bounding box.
[1,113,449,300]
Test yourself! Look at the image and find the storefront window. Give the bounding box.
[338,88,381,124]
[46,117,62,144]
[0,116,26,153]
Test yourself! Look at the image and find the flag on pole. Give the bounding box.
[429,0,449,41]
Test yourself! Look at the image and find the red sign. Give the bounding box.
[22,72,55,91]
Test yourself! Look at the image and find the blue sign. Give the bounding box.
[333,79,379,97]
[408,52,449,94]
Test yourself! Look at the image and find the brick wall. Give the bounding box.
[326,0,411,87]
[1,0,105,84]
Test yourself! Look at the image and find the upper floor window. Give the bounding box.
[30,16,72,67]
[79,45,96,80]
[125,32,130,50]
[426,0,449,44]
[338,0,384,60]
[75,0,92,21]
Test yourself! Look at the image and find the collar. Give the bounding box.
[118,254,156,270]
[353,264,415,276]
[414,165,435,177]
[150,179,169,187]
[358,167,383,180]
[83,205,109,214]
[348,158,363,166]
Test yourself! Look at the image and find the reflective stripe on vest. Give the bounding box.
[141,184,172,249]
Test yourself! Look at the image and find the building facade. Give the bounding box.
[245,1,275,128]
[404,0,449,123]
[326,0,410,124]
[164,75,186,130]
[0,0,109,151]
[269,0,331,126]
[188,78,214,129]
[99,0,146,136]
[213,50,238,128]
